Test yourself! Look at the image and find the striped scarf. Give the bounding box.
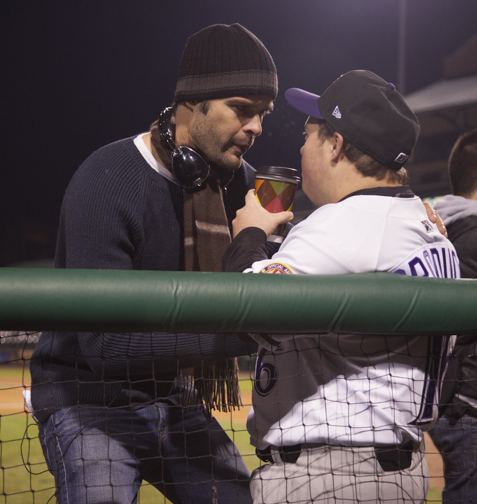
[150,119,242,419]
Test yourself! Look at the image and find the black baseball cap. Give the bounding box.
[284,70,420,171]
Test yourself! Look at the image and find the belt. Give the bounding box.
[256,444,321,464]
[374,440,417,472]
[256,440,418,471]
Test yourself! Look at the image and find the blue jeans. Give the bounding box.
[428,413,477,503]
[38,397,252,504]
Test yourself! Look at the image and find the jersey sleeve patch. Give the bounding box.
[260,262,294,274]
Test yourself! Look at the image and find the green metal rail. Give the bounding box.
[0,268,476,334]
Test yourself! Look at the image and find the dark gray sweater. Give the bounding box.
[30,136,257,423]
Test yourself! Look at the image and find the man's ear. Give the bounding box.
[174,102,196,145]
[330,132,345,161]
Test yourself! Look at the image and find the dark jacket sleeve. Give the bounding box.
[78,331,257,376]
[448,216,477,279]
[439,216,477,416]
[223,227,269,273]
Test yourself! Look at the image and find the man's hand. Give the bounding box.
[233,189,294,238]
[424,202,448,238]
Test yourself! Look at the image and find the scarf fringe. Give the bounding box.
[181,360,243,420]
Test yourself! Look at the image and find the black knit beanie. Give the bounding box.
[174,23,278,102]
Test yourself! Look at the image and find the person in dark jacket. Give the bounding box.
[429,127,477,503]
[29,23,277,504]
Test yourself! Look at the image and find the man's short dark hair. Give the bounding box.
[317,120,409,185]
[171,101,210,115]
[449,127,477,197]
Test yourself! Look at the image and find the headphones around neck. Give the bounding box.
[158,107,211,190]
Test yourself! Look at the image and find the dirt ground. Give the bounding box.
[1,376,444,491]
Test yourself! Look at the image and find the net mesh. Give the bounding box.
[0,330,473,503]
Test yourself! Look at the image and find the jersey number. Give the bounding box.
[254,348,277,396]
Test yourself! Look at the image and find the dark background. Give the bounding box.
[3,0,477,266]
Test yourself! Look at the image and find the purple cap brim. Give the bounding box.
[284,88,324,119]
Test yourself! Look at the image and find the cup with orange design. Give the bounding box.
[255,166,301,243]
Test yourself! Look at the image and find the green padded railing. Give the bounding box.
[0,268,476,334]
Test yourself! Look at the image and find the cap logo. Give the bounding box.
[332,106,342,119]
[394,152,409,164]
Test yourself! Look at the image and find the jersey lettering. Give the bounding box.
[394,245,459,278]
[393,244,458,428]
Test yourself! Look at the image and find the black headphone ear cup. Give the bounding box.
[171,146,210,190]
[157,107,211,190]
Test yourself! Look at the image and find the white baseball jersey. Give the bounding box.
[245,190,459,449]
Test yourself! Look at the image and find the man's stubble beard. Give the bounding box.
[190,114,245,172]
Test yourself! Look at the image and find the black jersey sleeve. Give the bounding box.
[223,227,269,272]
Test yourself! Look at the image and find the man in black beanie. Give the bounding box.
[29,23,277,504]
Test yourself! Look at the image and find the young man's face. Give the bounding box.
[188,95,273,171]
[300,117,332,207]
